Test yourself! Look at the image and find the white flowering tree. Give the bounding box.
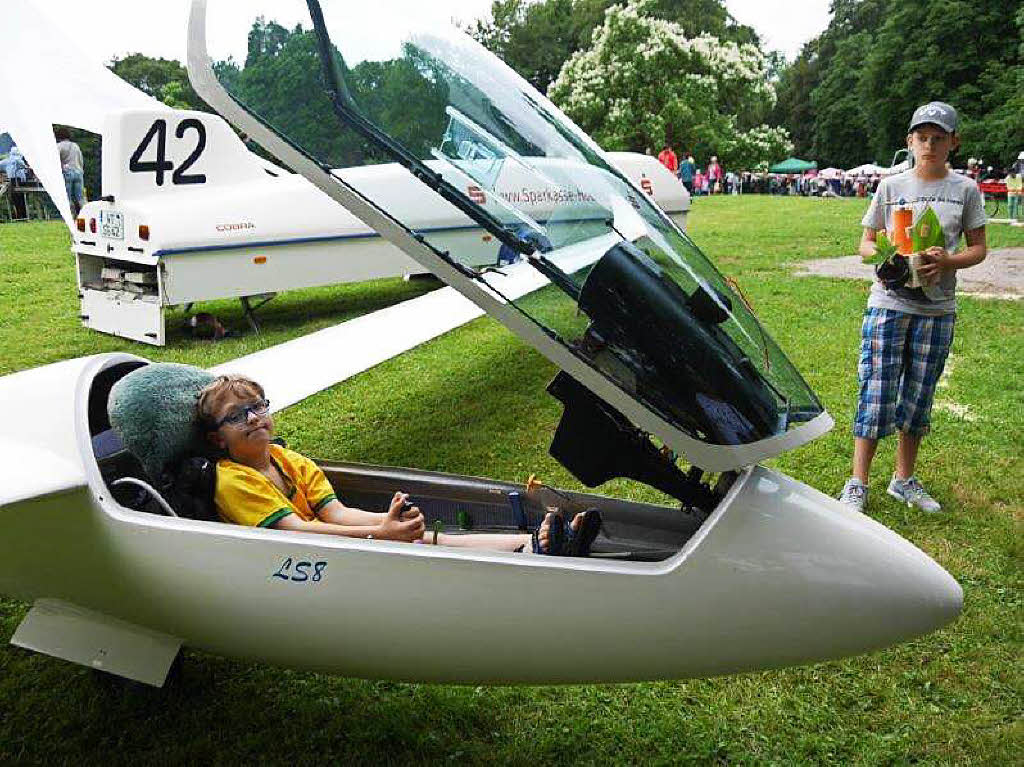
[547,0,792,169]
[718,124,793,172]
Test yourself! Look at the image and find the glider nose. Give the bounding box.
[869,532,963,636]
[906,543,963,621]
[685,467,965,671]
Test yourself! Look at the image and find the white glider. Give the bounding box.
[0,0,962,689]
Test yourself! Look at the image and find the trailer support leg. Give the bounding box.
[239,293,276,334]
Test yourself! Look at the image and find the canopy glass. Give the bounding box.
[198,0,824,453]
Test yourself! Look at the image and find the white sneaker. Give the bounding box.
[838,478,869,513]
[887,475,942,512]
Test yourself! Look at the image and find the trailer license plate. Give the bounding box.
[101,211,124,240]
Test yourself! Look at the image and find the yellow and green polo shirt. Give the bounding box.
[214,444,337,528]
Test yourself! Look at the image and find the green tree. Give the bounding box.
[108,54,207,112]
[216,23,449,168]
[809,32,873,168]
[959,4,1024,165]
[773,0,1022,169]
[774,0,890,168]
[347,53,450,161]
[961,60,1024,168]
[548,2,790,169]
[860,0,1019,165]
[770,49,818,159]
[246,16,293,67]
[471,0,590,93]
[215,25,363,167]
[471,0,760,92]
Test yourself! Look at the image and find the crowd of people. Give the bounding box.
[738,172,881,197]
[964,157,1015,183]
[0,128,86,221]
[657,145,732,196]
[653,144,1021,209]
[654,145,891,198]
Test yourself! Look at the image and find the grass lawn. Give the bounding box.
[0,197,1021,765]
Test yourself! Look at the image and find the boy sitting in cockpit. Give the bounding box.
[197,374,599,555]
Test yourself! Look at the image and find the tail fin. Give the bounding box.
[101,109,279,200]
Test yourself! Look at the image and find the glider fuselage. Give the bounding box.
[0,353,962,687]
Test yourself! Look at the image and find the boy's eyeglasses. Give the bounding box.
[216,399,271,428]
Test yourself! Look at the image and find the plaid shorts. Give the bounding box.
[854,308,955,439]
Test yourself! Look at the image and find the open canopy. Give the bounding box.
[188,0,831,474]
[769,158,817,173]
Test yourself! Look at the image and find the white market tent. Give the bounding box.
[846,163,886,176]
[817,167,844,180]
[882,160,910,176]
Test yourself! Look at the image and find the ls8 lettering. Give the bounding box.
[272,557,327,583]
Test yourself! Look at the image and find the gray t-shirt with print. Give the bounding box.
[861,170,986,315]
[58,140,84,174]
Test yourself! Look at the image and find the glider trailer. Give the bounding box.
[0,0,961,687]
[74,112,686,345]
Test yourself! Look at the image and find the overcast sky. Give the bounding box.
[724,0,831,61]
[34,0,830,67]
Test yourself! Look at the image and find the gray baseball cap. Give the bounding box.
[908,101,957,134]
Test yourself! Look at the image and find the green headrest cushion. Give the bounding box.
[107,363,216,480]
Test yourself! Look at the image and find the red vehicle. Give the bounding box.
[979,179,1007,217]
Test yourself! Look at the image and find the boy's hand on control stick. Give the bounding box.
[377,492,425,542]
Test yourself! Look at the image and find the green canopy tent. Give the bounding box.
[769,158,817,173]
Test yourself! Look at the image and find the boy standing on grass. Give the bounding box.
[838,102,987,514]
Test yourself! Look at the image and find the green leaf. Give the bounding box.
[863,231,896,265]
[911,205,944,252]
